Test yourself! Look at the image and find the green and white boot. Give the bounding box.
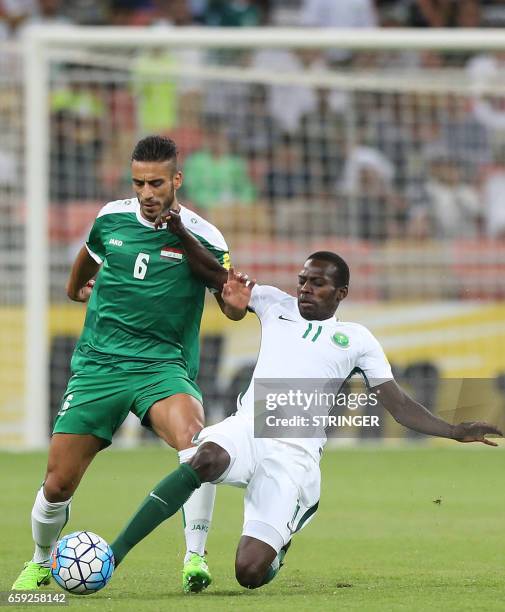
[182,553,212,594]
[12,562,51,590]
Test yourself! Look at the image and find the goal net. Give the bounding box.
[2,27,505,448]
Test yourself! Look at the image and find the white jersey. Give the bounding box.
[237,285,393,460]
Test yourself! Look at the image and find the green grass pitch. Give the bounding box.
[1,446,504,611]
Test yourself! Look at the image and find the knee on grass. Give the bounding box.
[235,560,270,589]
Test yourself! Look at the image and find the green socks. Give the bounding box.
[259,544,290,586]
[259,555,281,586]
[111,463,201,565]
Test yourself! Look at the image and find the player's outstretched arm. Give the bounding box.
[66,246,100,302]
[155,208,227,290]
[375,379,503,445]
[220,267,256,321]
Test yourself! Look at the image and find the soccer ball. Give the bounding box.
[50,531,115,595]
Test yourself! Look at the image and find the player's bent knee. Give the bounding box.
[190,442,230,482]
[171,424,202,451]
[44,473,77,502]
[235,561,266,589]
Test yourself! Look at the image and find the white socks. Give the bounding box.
[178,447,216,563]
[31,488,71,565]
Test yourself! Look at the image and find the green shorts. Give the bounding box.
[52,363,203,445]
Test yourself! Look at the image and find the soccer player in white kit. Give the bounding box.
[110,252,502,589]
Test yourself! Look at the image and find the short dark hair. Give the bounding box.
[131,135,178,166]
[306,251,350,287]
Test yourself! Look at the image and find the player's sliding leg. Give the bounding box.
[231,446,317,590]
[110,442,230,577]
[12,434,106,590]
[142,397,220,593]
[110,463,202,566]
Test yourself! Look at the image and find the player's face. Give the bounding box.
[296,259,348,321]
[132,160,182,222]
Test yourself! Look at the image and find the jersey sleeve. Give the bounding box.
[85,217,106,264]
[210,247,231,271]
[190,234,231,293]
[189,229,230,268]
[207,249,230,294]
[249,285,289,318]
[356,327,393,386]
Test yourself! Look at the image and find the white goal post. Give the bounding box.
[16,26,505,448]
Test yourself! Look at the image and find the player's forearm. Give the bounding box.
[222,303,248,321]
[67,277,95,302]
[66,247,100,301]
[389,396,456,439]
[377,381,456,439]
[177,229,227,290]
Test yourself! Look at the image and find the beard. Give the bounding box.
[139,189,176,221]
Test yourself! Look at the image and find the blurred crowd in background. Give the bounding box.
[3,0,505,31]
[2,0,505,248]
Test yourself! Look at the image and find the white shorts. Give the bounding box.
[193,412,321,553]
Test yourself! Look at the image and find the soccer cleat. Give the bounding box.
[11,562,51,590]
[182,553,212,594]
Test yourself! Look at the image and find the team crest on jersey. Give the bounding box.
[331,332,350,348]
[160,246,184,261]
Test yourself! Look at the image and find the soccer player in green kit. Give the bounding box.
[12,136,229,593]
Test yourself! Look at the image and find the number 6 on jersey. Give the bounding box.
[134,252,150,280]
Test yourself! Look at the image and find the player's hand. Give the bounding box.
[222,267,256,310]
[75,279,95,303]
[154,208,185,235]
[453,421,503,446]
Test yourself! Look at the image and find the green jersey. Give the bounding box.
[71,198,229,379]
